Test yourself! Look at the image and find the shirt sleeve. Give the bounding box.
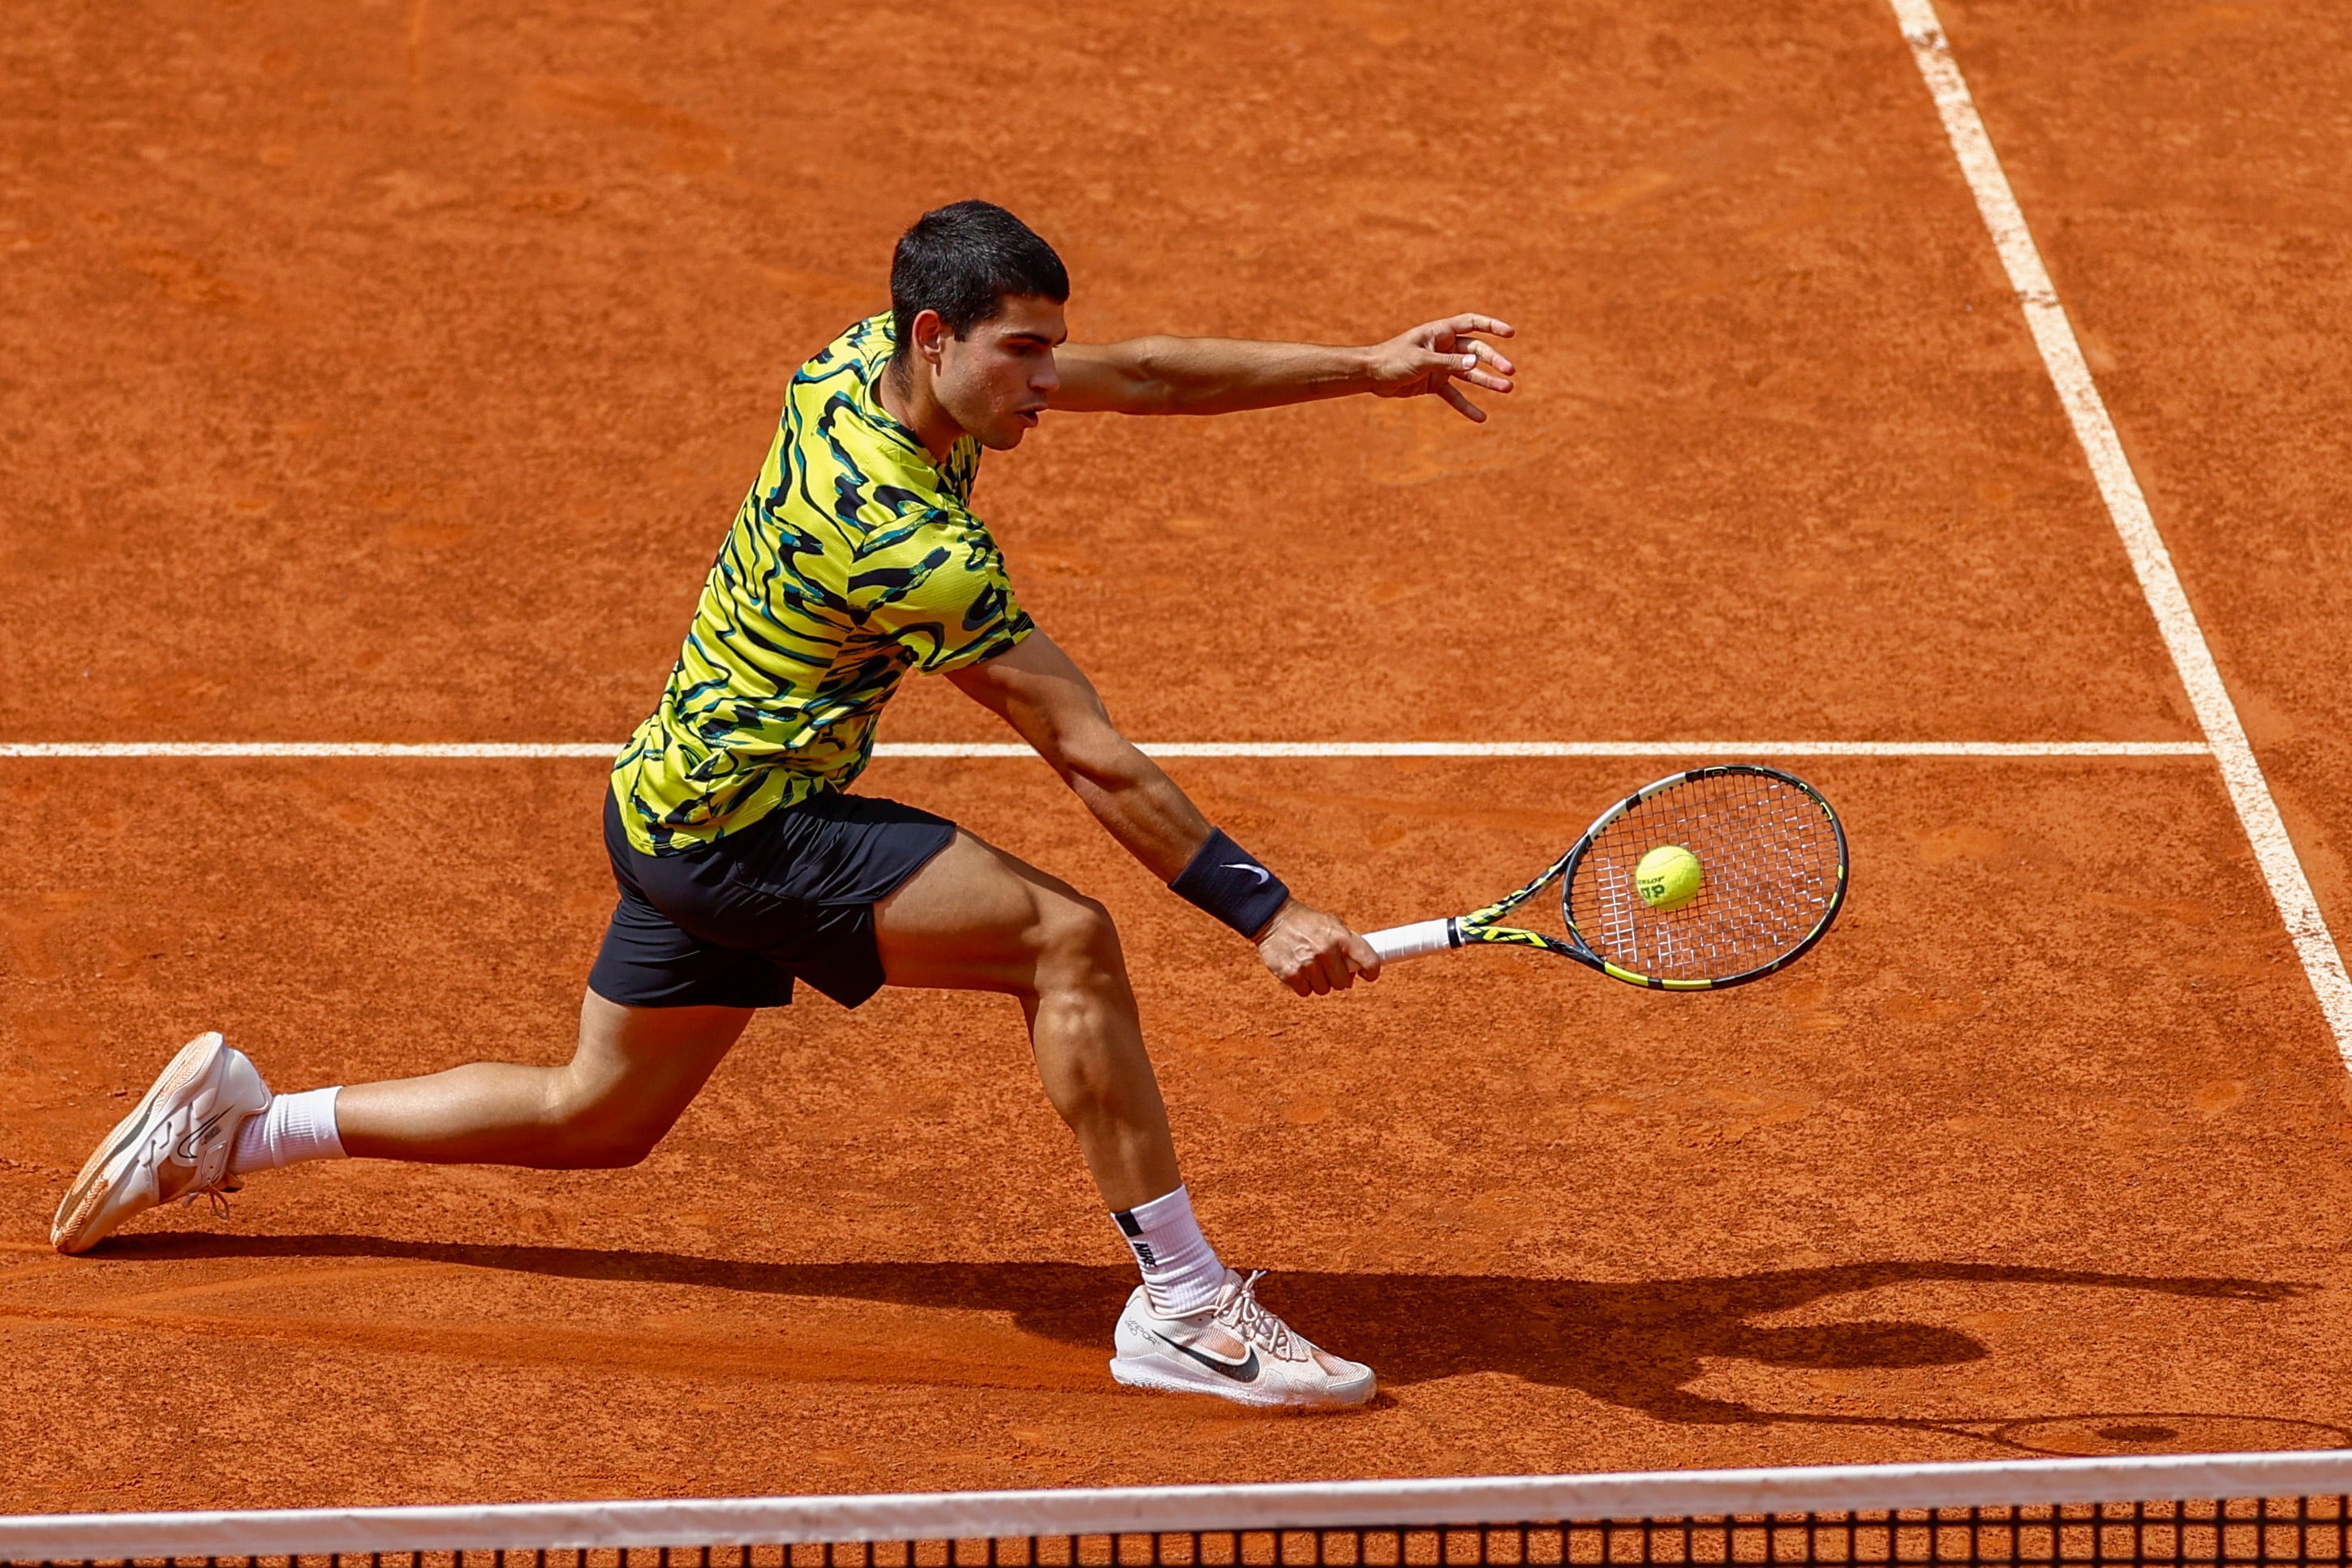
[854,505,1035,673]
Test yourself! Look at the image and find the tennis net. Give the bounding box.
[9,1451,2352,1568]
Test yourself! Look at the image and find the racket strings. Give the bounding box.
[1568,771,1842,982]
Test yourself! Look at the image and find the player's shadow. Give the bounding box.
[101,1234,2311,1427]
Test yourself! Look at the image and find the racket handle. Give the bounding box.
[1365,917,1459,964]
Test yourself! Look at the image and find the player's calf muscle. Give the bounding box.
[338,1065,629,1167]
[334,997,742,1166]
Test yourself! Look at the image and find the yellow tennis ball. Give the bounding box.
[1635,844,1704,912]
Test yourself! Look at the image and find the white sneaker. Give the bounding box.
[51,1032,271,1255]
[1110,1268,1375,1410]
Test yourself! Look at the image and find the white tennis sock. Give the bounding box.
[1113,1184,1226,1318]
[228,1086,346,1175]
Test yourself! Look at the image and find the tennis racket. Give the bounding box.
[1363,764,1848,990]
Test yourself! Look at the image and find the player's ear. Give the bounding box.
[909,308,949,370]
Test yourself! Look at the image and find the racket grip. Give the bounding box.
[1365,918,1459,964]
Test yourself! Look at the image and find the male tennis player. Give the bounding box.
[50,201,1513,1411]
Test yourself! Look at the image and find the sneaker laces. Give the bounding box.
[151,1115,241,1213]
[1215,1270,1304,1360]
[166,1129,242,1217]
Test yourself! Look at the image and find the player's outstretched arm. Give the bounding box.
[1051,314,1516,423]
[948,630,1378,995]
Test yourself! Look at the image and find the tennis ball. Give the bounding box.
[1635,844,1704,912]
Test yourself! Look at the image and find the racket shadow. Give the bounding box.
[93,1235,2306,1427]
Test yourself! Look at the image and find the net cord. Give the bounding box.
[10,1451,2352,1560]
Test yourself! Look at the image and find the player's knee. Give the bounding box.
[1031,892,1125,992]
[540,1085,668,1168]
[562,1124,664,1169]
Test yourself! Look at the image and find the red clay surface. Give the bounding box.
[1928,0,2352,927]
[6,0,2352,1517]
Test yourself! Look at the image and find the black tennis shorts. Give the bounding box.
[587,788,957,1011]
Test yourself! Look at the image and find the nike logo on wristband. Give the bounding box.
[1221,863,1272,885]
[1150,1330,1261,1383]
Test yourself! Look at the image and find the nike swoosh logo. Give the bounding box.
[1150,1330,1260,1383]
[173,1110,227,1164]
[1219,862,1272,886]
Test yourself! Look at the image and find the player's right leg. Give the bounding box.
[873,830,1374,1410]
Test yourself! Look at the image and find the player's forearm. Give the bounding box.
[950,629,1229,881]
[1051,720,1345,966]
[1054,740,1215,883]
[1089,336,1376,416]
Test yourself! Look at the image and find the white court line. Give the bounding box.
[1890,0,2352,1062]
[0,740,2209,761]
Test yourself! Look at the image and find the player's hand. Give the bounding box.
[1255,900,1382,996]
[1362,314,1516,423]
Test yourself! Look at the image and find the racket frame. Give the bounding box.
[1398,764,1849,991]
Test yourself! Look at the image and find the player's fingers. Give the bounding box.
[1283,952,1324,995]
[1418,347,1476,380]
[1438,380,1486,422]
[1345,933,1382,980]
[1445,313,1516,342]
[1465,337,1517,377]
[1417,349,1511,396]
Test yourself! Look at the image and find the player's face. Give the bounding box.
[935,294,1065,451]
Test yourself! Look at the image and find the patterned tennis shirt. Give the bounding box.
[611,314,1034,853]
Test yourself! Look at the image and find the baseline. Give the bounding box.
[0,741,2212,761]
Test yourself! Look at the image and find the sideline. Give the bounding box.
[0,740,2212,760]
[1888,0,2352,1063]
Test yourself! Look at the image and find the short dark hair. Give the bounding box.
[889,200,1069,367]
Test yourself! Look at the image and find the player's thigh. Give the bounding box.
[872,829,1113,994]
[563,990,754,1132]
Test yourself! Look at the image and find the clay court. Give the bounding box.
[7,0,2352,1518]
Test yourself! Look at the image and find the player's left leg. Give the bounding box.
[332,992,749,1166]
[49,1031,269,1256]
[49,995,750,1254]
[50,788,780,1254]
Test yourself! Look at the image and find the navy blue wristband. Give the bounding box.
[1171,828,1292,939]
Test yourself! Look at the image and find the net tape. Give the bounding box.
[10,1452,2352,1567]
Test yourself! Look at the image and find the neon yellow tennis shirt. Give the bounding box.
[612,314,1033,854]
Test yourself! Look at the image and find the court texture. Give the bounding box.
[6,0,2352,1518]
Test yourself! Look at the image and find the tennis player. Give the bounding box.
[50,200,1514,1411]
